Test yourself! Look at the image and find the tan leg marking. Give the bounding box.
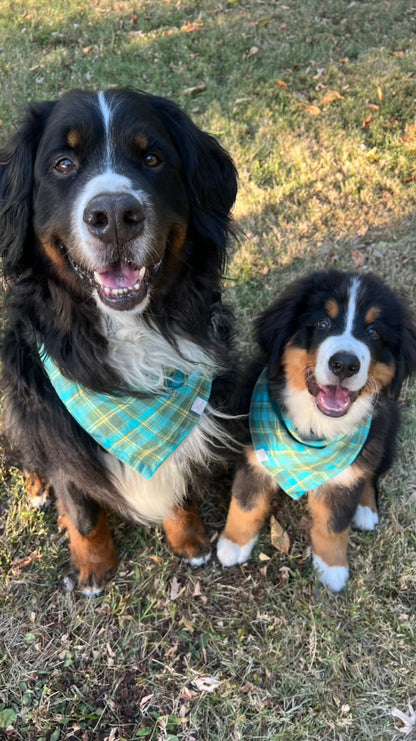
[57,502,117,591]
[308,493,349,568]
[222,491,272,547]
[163,504,211,564]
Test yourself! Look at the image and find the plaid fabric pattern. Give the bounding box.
[41,352,213,479]
[249,368,372,500]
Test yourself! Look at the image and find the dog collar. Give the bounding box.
[41,351,212,479]
[249,368,372,499]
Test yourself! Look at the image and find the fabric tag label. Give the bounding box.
[191,397,208,415]
[256,448,269,463]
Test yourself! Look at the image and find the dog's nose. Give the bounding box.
[329,352,361,380]
[83,193,145,245]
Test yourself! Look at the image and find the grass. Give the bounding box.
[1,0,416,739]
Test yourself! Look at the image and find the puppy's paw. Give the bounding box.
[312,554,349,593]
[352,505,379,531]
[217,534,257,567]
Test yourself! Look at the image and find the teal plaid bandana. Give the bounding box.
[41,352,212,479]
[249,369,372,499]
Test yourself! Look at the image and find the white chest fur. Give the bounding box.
[100,312,229,523]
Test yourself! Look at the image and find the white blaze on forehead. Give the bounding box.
[315,276,371,392]
[344,276,361,334]
[97,90,113,166]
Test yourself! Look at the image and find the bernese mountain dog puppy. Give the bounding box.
[0,88,238,594]
[217,271,416,592]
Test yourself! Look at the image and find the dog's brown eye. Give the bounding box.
[316,317,331,330]
[55,157,77,173]
[366,325,380,340]
[144,152,161,167]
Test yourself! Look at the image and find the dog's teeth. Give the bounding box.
[93,271,103,286]
[139,266,146,280]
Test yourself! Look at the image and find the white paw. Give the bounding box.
[352,505,379,531]
[216,534,258,567]
[312,554,349,593]
[80,584,104,598]
[188,551,212,567]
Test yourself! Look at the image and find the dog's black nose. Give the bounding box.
[329,352,361,380]
[83,193,145,245]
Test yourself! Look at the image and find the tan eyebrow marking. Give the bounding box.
[365,306,381,324]
[67,129,80,149]
[135,133,149,150]
[325,298,339,319]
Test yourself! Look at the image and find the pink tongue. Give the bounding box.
[317,385,351,415]
[97,263,141,289]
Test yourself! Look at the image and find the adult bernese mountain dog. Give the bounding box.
[217,271,416,592]
[0,88,238,594]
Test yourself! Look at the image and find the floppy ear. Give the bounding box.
[388,311,416,400]
[147,94,238,260]
[255,277,311,375]
[0,101,55,282]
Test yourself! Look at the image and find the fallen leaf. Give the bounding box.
[302,103,321,116]
[170,576,180,600]
[276,79,288,88]
[351,249,365,267]
[181,21,204,33]
[243,46,259,60]
[377,85,384,102]
[181,686,198,700]
[182,82,206,96]
[11,551,41,574]
[362,115,372,128]
[279,566,291,581]
[320,89,344,106]
[270,515,290,554]
[82,46,94,55]
[391,703,416,735]
[192,675,221,693]
[366,102,380,111]
[139,693,154,708]
[258,551,270,562]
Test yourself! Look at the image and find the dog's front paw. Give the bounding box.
[312,554,349,593]
[24,470,52,509]
[217,534,258,567]
[352,505,379,531]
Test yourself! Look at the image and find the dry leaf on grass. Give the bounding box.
[276,80,288,88]
[351,248,366,267]
[302,103,321,116]
[192,675,221,693]
[170,576,181,600]
[181,21,204,33]
[243,46,259,60]
[391,703,416,735]
[320,89,344,106]
[270,515,290,554]
[182,82,206,96]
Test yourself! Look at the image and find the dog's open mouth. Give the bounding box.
[306,372,358,418]
[68,255,161,310]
